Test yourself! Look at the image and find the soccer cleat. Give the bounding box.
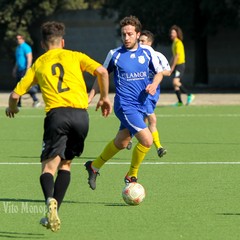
[46,198,60,232]
[124,175,138,184]
[33,100,41,108]
[126,140,133,150]
[157,147,167,158]
[172,102,183,107]
[186,94,195,105]
[84,161,99,190]
[40,217,50,229]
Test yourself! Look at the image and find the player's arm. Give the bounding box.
[94,66,112,117]
[88,78,99,104]
[162,69,171,76]
[146,71,163,96]
[170,54,179,73]
[26,52,33,69]
[5,91,20,118]
[161,59,171,77]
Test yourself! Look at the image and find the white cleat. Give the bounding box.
[46,198,61,232]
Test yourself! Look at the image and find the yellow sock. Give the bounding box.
[152,130,162,150]
[127,143,150,178]
[92,140,120,169]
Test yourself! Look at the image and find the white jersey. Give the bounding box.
[147,50,170,103]
[155,51,171,72]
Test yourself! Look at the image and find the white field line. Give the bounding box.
[0,162,240,165]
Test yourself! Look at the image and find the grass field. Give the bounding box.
[0,104,240,240]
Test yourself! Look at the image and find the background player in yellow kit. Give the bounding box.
[170,25,194,106]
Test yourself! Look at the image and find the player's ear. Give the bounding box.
[61,39,65,48]
[136,32,141,40]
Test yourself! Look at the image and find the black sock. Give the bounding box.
[175,90,182,103]
[40,172,54,203]
[53,170,71,210]
[179,85,189,95]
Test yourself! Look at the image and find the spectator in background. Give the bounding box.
[12,33,41,107]
[169,25,194,106]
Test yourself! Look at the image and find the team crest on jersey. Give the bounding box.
[130,53,136,59]
[138,56,145,64]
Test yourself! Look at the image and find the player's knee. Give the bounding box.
[139,138,153,148]
[148,116,157,125]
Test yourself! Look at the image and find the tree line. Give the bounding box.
[0,0,239,84]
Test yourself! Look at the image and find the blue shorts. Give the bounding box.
[114,107,147,136]
[144,99,156,116]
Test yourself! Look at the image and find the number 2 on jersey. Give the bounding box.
[52,63,70,93]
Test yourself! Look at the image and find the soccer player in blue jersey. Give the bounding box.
[86,16,163,190]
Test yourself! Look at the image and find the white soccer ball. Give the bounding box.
[122,182,146,205]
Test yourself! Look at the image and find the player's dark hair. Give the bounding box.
[41,21,65,46]
[120,15,142,33]
[140,30,155,44]
[170,25,183,41]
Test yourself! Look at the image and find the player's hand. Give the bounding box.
[145,84,157,96]
[96,97,112,117]
[5,107,19,118]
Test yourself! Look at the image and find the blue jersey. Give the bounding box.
[103,44,162,113]
[15,42,32,71]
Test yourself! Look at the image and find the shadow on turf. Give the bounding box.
[0,231,44,239]
[217,213,240,216]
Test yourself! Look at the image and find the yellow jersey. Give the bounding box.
[172,38,185,64]
[14,48,101,112]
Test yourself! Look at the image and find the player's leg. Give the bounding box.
[40,156,61,232]
[40,156,61,202]
[125,127,152,182]
[53,160,71,210]
[148,113,167,158]
[94,128,131,167]
[40,108,83,231]
[147,113,159,147]
[85,129,130,190]
[28,85,41,107]
[173,77,183,106]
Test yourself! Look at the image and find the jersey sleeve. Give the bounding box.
[79,53,101,76]
[103,50,114,73]
[24,44,32,55]
[149,47,163,73]
[157,52,171,71]
[14,67,37,95]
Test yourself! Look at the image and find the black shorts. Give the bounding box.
[173,63,185,78]
[41,107,89,162]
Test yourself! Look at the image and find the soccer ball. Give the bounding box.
[122,182,146,205]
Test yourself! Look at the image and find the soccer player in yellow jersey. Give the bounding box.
[5,21,112,232]
[170,25,194,106]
